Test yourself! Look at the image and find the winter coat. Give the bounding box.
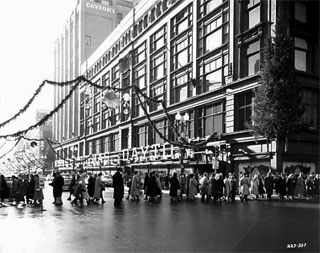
[223,178,232,197]
[188,177,198,198]
[87,176,95,198]
[199,176,209,195]
[130,175,140,197]
[251,176,260,196]
[93,176,105,199]
[169,176,180,197]
[295,176,305,195]
[239,177,250,196]
[264,176,274,195]
[113,172,124,200]
[278,176,287,196]
[146,176,160,197]
[53,175,64,198]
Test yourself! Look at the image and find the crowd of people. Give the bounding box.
[0,173,45,210]
[1,169,319,210]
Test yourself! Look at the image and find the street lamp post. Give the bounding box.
[175,112,190,175]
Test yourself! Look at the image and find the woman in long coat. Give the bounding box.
[223,173,232,201]
[295,173,305,199]
[113,168,124,207]
[169,173,180,202]
[146,172,158,202]
[94,173,105,204]
[251,174,260,198]
[239,173,250,202]
[130,171,140,202]
[200,173,209,202]
[188,174,198,200]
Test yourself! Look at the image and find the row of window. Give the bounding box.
[64,86,318,158]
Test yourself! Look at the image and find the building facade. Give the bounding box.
[54,0,319,178]
[53,0,135,145]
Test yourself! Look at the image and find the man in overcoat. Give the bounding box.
[113,168,124,207]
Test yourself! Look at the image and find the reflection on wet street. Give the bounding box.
[0,184,319,253]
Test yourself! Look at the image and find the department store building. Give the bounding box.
[53,0,319,178]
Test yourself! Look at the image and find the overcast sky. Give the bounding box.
[0,0,77,136]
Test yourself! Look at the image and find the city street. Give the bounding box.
[0,183,319,253]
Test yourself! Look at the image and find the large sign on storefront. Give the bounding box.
[86,2,115,13]
[54,143,196,168]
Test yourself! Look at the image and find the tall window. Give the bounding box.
[150,120,168,145]
[134,65,146,89]
[93,115,100,132]
[134,124,149,147]
[245,40,260,76]
[171,4,192,38]
[234,91,254,131]
[302,90,319,130]
[133,42,146,66]
[150,25,167,53]
[171,32,192,71]
[150,51,167,83]
[132,91,146,118]
[170,69,193,104]
[102,71,110,87]
[198,0,226,18]
[294,37,308,72]
[295,2,307,23]
[150,80,166,112]
[112,64,119,81]
[247,0,260,29]
[198,102,225,137]
[198,52,228,94]
[121,129,129,150]
[198,10,228,56]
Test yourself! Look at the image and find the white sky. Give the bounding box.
[0,0,77,136]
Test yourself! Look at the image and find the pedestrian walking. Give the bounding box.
[15,176,27,206]
[286,174,296,199]
[33,174,44,211]
[87,173,95,204]
[278,173,287,200]
[239,173,250,203]
[10,175,18,205]
[223,173,233,202]
[251,174,260,199]
[67,174,76,201]
[143,172,149,200]
[146,171,159,203]
[72,175,84,206]
[155,173,162,199]
[295,172,305,199]
[199,173,209,202]
[169,172,180,203]
[93,173,105,204]
[112,168,124,207]
[188,174,199,201]
[26,174,35,204]
[257,174,265,198]
[50,172,64,205]
[305,174,315,199]
[0,175,10,202]
[178,173,186,200]
[130,171,141,202]
[264,172,274,200]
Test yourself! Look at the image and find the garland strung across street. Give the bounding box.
[0,76,219,153]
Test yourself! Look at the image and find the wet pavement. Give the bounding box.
[0,183,319,253]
